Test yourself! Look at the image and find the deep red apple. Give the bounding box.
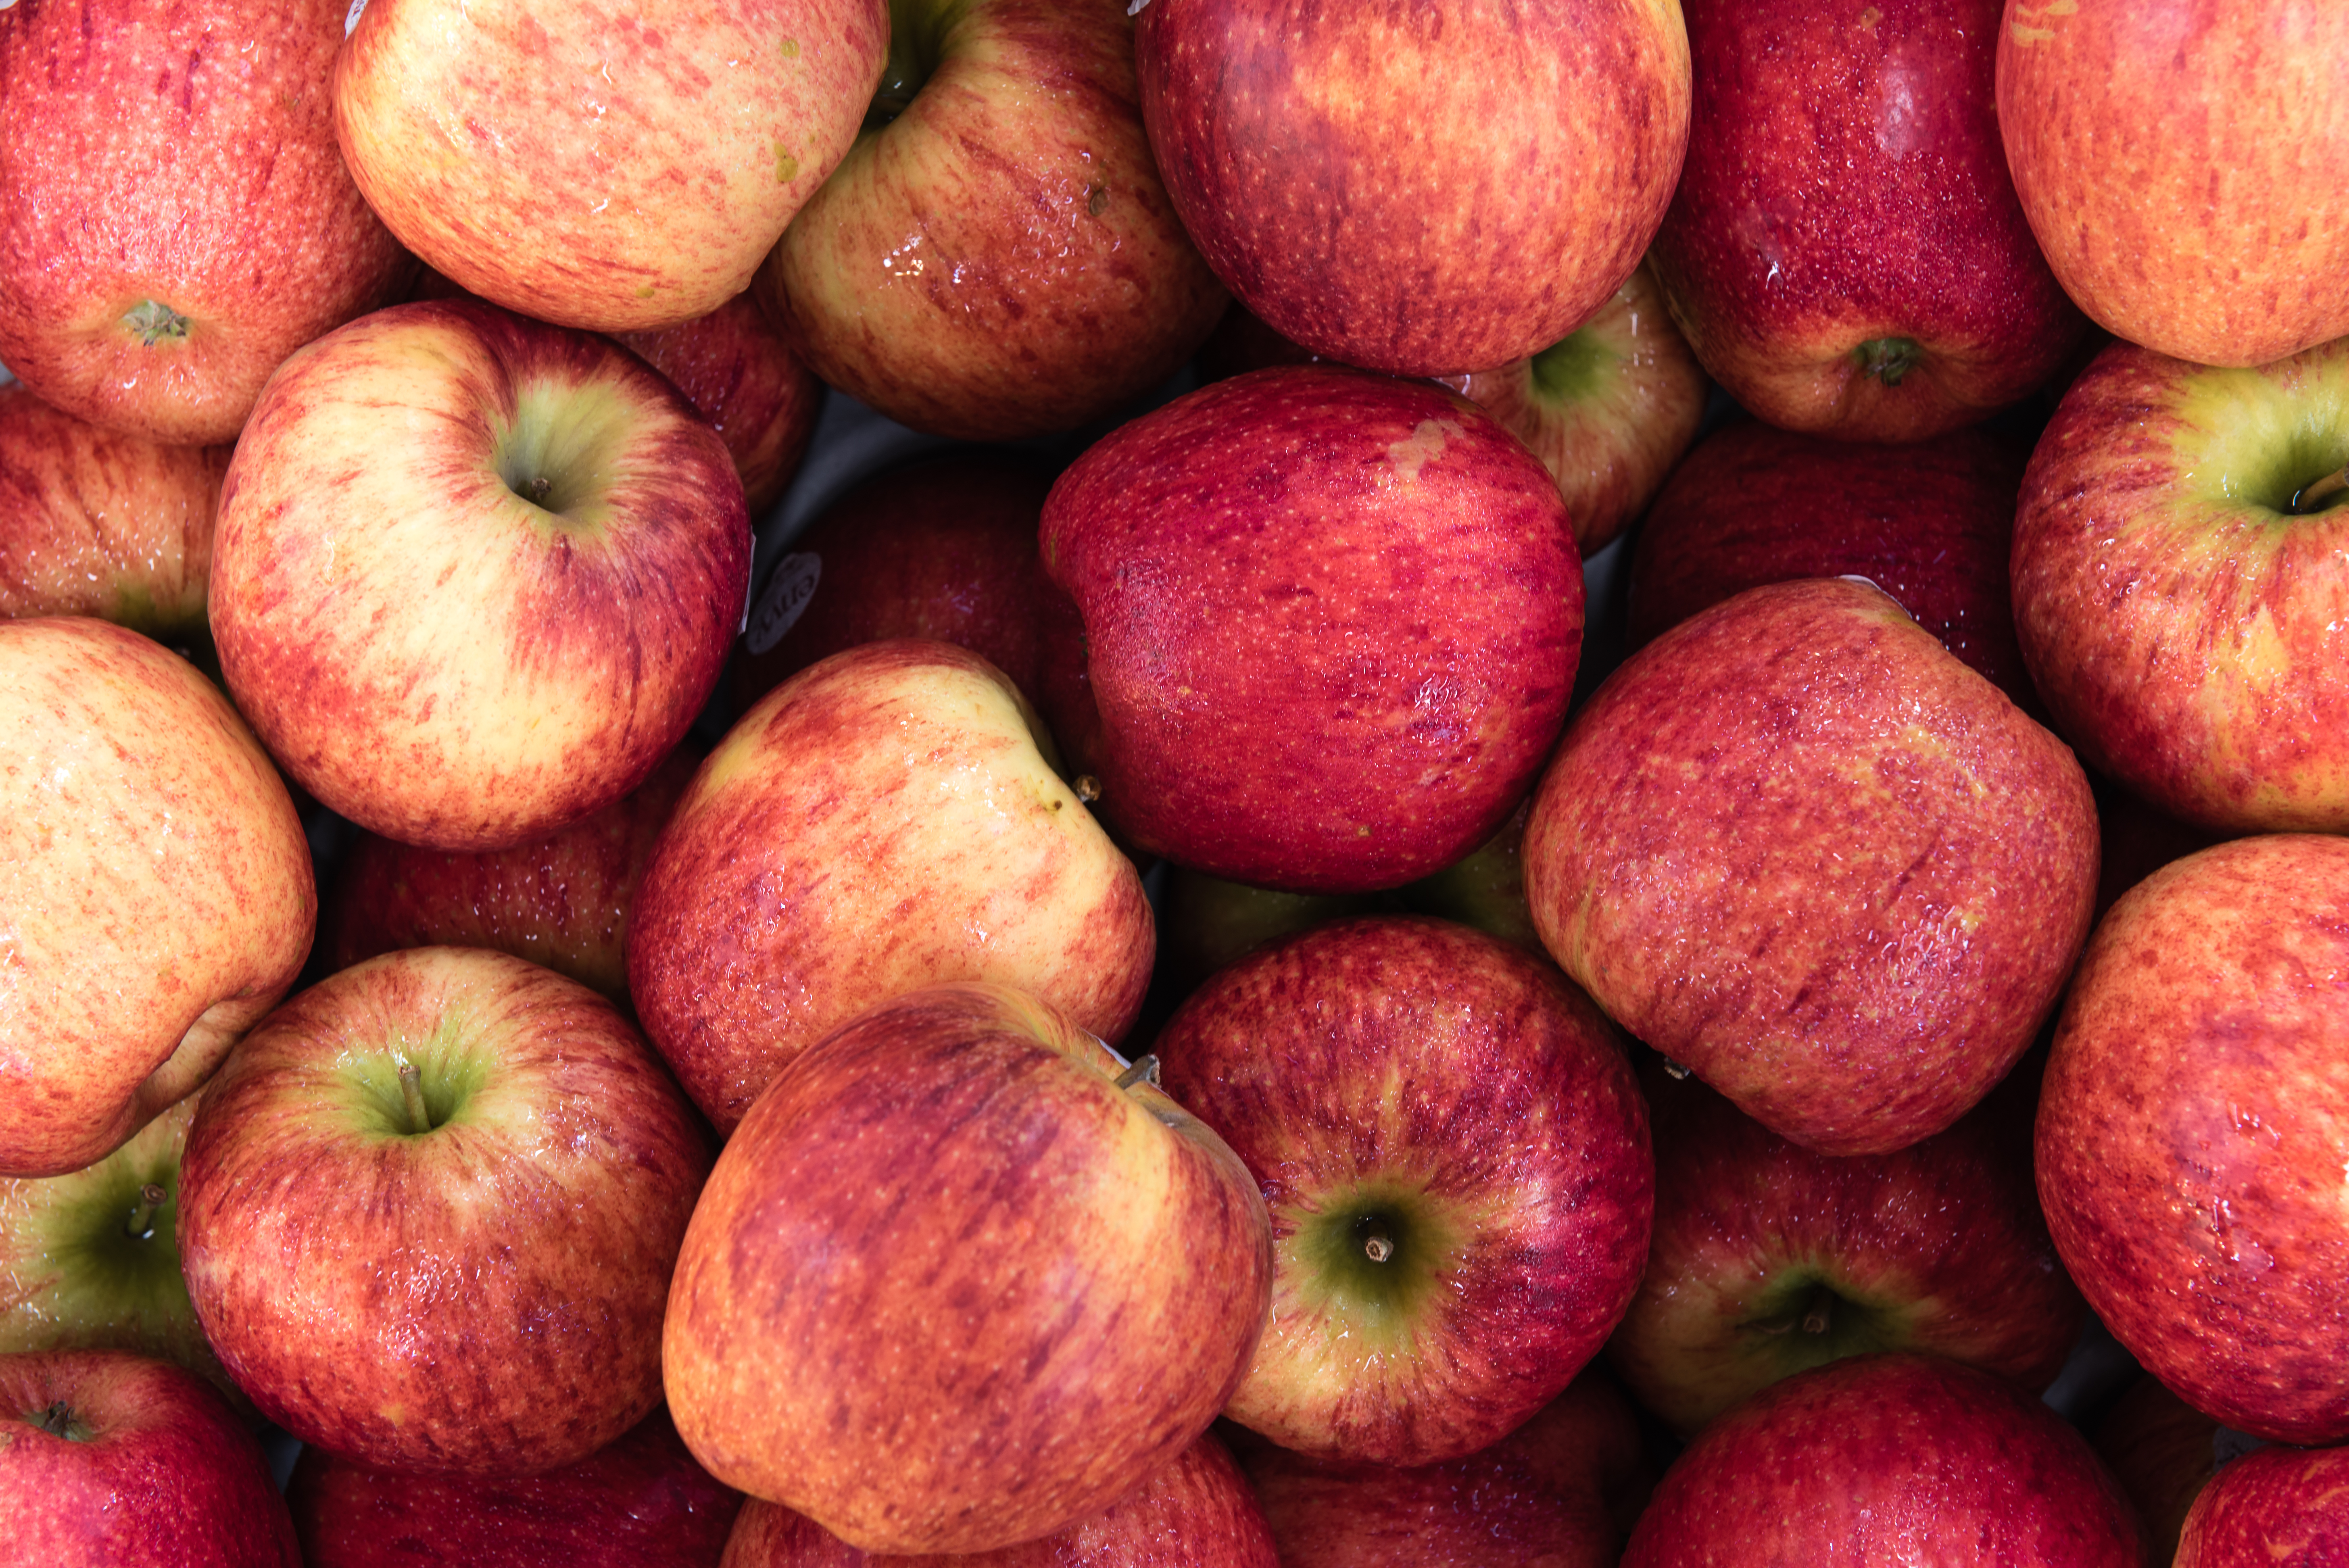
[615,294,824,520]
[1157,916,1652,1467]
[2175,1443,2349,1568]
[2092,1374,2224,1568]
[1039,365,1582,893]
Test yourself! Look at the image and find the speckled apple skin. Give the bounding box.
[2011,338,2349,834]
[2175,1443,2349,1568]
[2037,835,2349,1445]
[1135,0,1689,378]
[288,1405,743,1568]
[1525,577,2098,1157]
[1157,917,1652,1467]
[629,639,1154,1134]
[1998,3,2349,369]
[335,0,887,334]
[1040,366,1583,894]
[1622,1353,2139,1566]
[177,949,712,1476]
[0,0,410,445]
[663,983,1272,1555]
[1650,0,2084,441]
[210,299,749,853]
[0,617,313,1178]
[1609,1068,2081,1436]
[0,1349,299,1567]
[618,293,823,519]
[720,1429,1277,1567]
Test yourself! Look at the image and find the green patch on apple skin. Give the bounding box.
[492,376,637,536]
[2172,363,2349,517]
[1736,1271,1905,1381]
[1287,1182,1466,1349]
[1528,326,1613,408]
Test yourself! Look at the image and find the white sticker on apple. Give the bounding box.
[345,0,367,35]
[745,553,822,655]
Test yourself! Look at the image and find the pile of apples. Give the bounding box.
[5,0,2348,1564]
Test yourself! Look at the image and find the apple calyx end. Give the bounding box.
[32,1400,74,1440]
[1854,336,1921,388]
[121,299,191,347]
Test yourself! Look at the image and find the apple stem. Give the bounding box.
[1360,1217,1396,1264]
[1113,1053,1161,1091]
[1801,1287,1835,1335]
[1661,1058,1692,1080]
[397,1060,432,1135]
[2290,465,2349,515]
[34,1401,71,1439]
[124,1182,166,1240]
[1073,775,1101,804]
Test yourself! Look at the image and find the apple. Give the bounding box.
[760,0,1225,441]
[1627,418,2037,710]
[1619,1353,2140,1566]
[663,982,1272,1554]
[1649,0,2085,442]
[334,0,886,334]
[1038,365,1583,894]
[0,384,229,640]
[322,744,700,1005]
[2092,1375,2224,1568]
[0,0,410,444]
[722,1428,1277,1565]
[0,617,313,1177]
[287,1405,743,1568]
[1400,799,1546,957]
[614,294,824,521]
[2175,1442,2349,1568]
[2011,336,2349,834]
[630,639,1153,1136]
[2036,834,2349,1446]
[1232,1368,1655,1568]
[731,450,1058,711]
[1157,916,1652,1467]
[1606,1061,2082,1437]
[176,947,712,1476]
[1525,577,2099,1157]
[209,298,750,853]
[1,1349,298,1566]
[1134,0,1689,378]
[1998,5,2349,369]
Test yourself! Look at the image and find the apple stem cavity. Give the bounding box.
[1855,337,1922,388]
[1800,1286,1836,1336]
[397,1059,433,1135]
[2290,464,2349,515]
[1113,1053,1161,1091]
[121,299,191,346]
[125,1182,166,1240]
[522,474,555,507]
[1358,1216,1397,1264]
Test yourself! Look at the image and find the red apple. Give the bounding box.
[287,1405,743,1568]
[2036,834,2349,1446]
[721,1429,1277,1566]
[0,617,313,1177]
[1525,577,2099,1157]
[2175,1442,2349,1568]
[630,639,1154,1135]
[663,982,1272,1554]
[0,0,410,443]
[616,293,824,519]
[1157,916,1652,1467]
[322,744,700,1004]
[1135,0,1689,377]
[1039,365,1582,893]
[334,0,887,334]
[177,948,712,1476]
[2092,1375,2224,1568]
[0,1348,298,1567]
[1998,4,2349,368]
[2011,336,2349,834]
[1607,1063,2082,1436]
[1620,1353,2140,1566]
[210,298,749,853]
[1649,0,2085,441]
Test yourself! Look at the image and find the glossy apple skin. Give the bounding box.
[1040,366,1582,893]
[1233,1368,1653,1568]
[1526,578,2098,1157]
[0,0,410,444]
[1622,1353,2139,1566]
[764,0,1225,441]
[177,949,712,1476]
[630,639,1153,1134]
[663,983,1273,1555]
[1,1349,296,1566]
[211,299,749,853]
[324,745,699,1003]
[0,617,314,1177]
[617,293,823,519]
[0,385,228,638]
[335,0,886,334]
[1627,418,2034,709]
[2175,1444,2349,1568]
[2092,1375,2222,1568]
[2011,338,2349,834]
[288,1406,743,1568]
[1998,5,2349,369]
[1651,0,2084,441]
[721,1429,1277,1566]
[1136,0,1688,378]
[1158,917,1652,1467]
[2038,835,2349,1445]
[1609,1065,2081,1437]
[731,452,1057,711]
